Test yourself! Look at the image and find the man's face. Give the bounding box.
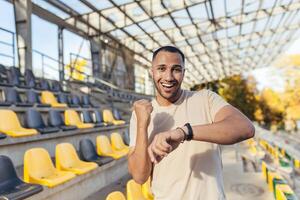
[151,51,185,102]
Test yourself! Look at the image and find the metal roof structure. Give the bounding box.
[31,0,300,86]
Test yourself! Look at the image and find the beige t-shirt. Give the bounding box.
[129,89,229,200]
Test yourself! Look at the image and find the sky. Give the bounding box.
[0,0,299,90]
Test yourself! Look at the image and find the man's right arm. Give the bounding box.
[128,99,153,184]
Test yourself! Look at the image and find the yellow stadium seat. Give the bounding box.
[55,143,97,175]
[261,161,268,181]
[96,135,127,159]
[267,172,283,192]
[0,109,38,137]
[106,191,126,200]
[40,91,67,107]
[103,109,125,125]
[24,148,76,188]
[127,179,147,200]
[142,178,154,200]
[294,159,300,168]
[275,184,295,200]
[65,110,94,129]
[110,132,129,154]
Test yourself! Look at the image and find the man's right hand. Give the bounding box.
[133,99,153,129]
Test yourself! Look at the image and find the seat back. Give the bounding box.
[103,109,115,123]
[51,80,62,92]
[56,143,80,168]
[106,191,126,200]
[79,139,98,161]
[5,88,22,103]
[142,178,154,200]
[65,110,82,125]
[82,110,93,123]
[82,95,90,106]
[0,155,20,185]
[0,64,7,76]
[127,179,145,200]
[71,95,81,106]
[0,110,23,131]
[41,91,58,104]
[97,135,113,154]
[26,90,40,104]
[57,93,70,103]
[25,109,45,128]
[24,69,35,87]
[6,69,19,85]
[39,79,50,90]
[113,108,122,120]
[111,132,126,150]
[24,148,56,181]
[48,110,64,127]
[94,110,104,123]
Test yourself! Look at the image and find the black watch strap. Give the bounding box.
[184,123,193,141]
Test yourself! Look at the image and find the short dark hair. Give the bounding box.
[152,46,185,64]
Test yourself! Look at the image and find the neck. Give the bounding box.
[156,89,183,106]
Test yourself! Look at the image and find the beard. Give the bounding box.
[153,80,182,102]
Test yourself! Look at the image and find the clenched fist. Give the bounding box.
[133,99,153,129]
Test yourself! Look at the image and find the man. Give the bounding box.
[128,46,255,200]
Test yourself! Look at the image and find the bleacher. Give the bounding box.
[0,64,137,199]
[240,128,300,200]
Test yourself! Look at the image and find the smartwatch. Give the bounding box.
[184,123,193,141]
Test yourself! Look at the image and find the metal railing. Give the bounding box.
[0,27,15,66]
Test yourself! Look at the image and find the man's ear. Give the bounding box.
[149,68,153,79]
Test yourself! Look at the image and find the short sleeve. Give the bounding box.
[129,111,137,147]
[207,90,229,122]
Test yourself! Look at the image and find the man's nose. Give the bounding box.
[164,70,174,81]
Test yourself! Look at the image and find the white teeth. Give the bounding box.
[162,83,174,88]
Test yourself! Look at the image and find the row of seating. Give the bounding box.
[0,109,125,138]
[0,65,66,92]
[261,161,297,200]
[0,87,99,108]
[106,179,153,200]
[0,132,128,199]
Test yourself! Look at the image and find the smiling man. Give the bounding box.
[128,46,255,200]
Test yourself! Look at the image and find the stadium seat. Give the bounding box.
[82,95,99,108]
[142,178,154,200]
[39,79,51,90]
[0,155,43,199]
[79,139,114,166]
[25,109,60,134]
[24,148,76,188]
[51,80,62,92]
[0,65,12,87]
[24,69,38,89]
[0,109,38,137]
[275,184,296,200]
[0,133,7,139]
[96,135,127,159]
[127,179,147,200]
[103,109,126,125]
[113,108,122,120]
[4,88,33,107]
[82,110,105,127]
[55,143,98,175]
[40,91,67,107]
[106,191,126,200]
[70,95,81,107]
[48,110,77,131]
[7,67,30,89]
[110,132,130,154]
[64,110,94,129]
[94,110,108,126]
[26,90,51,107]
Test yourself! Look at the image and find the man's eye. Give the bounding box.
[158,67,165,71]
[174,68,182,72]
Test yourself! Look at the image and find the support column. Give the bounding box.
[90,38,102,78]
[58,27,64,81]
[13,0,32,73]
